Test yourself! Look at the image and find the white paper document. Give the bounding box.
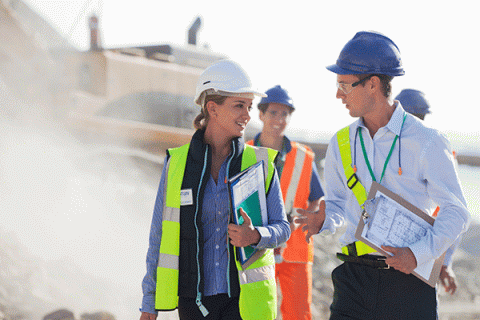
[361,192,433,279]
[356,182,445,287]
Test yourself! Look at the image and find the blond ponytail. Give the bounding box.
[192,94,228,130]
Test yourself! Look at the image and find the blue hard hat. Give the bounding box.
[327,31,405,77]
[395,89,431,114]
[258,85,294,110]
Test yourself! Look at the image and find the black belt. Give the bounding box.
[336,252,390,269]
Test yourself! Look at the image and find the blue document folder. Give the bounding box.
[227,161,268,265]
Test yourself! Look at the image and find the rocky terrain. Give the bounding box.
[0,219,478,319]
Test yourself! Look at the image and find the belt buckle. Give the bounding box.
[376,256,390,269]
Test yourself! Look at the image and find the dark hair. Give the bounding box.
[257,103,269,114]
[412,113,426,120]
[193,94,228,130]
[357,74,393,98]
[257,103,294,114]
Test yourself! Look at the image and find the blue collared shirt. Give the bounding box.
[322,102,470,268]
[141,154,290,314]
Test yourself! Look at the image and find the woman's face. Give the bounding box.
[210,96,253,138]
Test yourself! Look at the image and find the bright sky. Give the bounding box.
[26,0,479,148]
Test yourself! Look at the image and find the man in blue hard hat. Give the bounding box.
[395,89,431,120]
[396,88,460,296]
[296,31,470,319]
[247,85,324,320]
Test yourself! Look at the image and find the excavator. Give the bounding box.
[1,0,328,172]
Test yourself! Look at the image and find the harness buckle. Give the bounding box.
[347,173,359,190]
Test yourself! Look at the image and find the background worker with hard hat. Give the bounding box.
[395,89,431,120]
[296,31,470,319]
[139,59,290,320]
[247,85,324,320]
[396,88,460,295]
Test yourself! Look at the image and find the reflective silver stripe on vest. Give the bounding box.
[157,155,180,270]
[283,145,307,215]
[163,206,180,223]
[238,264,275,285]
[158,252,179,269]
[251,146,269,181]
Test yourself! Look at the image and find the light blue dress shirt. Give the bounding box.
[141,153,290,314]
[322,102,470,268]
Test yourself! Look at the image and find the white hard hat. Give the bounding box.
[194,59,266,107]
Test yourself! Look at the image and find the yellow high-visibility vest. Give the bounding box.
[155,143,278,320]
[336,126,376,256]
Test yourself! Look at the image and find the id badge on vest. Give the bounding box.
[181,189,193,206]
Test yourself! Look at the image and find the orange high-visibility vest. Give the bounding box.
[247,140,315,263]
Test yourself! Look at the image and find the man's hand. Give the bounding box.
[294,200,326,243]
[139,312,157,320]
[382,246,417,274]
[439,265,457,295]
[228,208,261,247]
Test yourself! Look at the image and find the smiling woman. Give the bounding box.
[140,59,291,320]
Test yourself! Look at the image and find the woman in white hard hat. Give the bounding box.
[140,59,290,320]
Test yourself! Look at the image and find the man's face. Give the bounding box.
[259,102,292,137]
[336,74,374,118]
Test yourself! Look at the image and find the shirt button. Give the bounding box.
[215,262,219,267]
[216,245,219,249]
[216,228,220,232]
[217,211,222,215]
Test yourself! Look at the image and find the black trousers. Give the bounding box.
[178,294,242,320]
[330,262,437,320]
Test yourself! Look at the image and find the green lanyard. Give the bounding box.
[358,113,407,184]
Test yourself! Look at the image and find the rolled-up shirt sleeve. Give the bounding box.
[254,170,291,249]
[308,161,324,202]
[409,133,470,267]
[321,137,348,236]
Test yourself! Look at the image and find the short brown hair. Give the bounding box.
[357,74,393,98]
[257,103,294,115]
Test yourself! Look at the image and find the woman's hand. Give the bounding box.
[228,208,261,247]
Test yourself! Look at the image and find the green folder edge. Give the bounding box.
[227,161,266,264]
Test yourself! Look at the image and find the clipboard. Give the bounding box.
[355,182,445,288]
[227,161,268,268]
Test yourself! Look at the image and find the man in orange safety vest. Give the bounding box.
[247,85,324,320]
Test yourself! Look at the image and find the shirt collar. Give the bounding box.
[355,101,406,136]
[387,101,407,136]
